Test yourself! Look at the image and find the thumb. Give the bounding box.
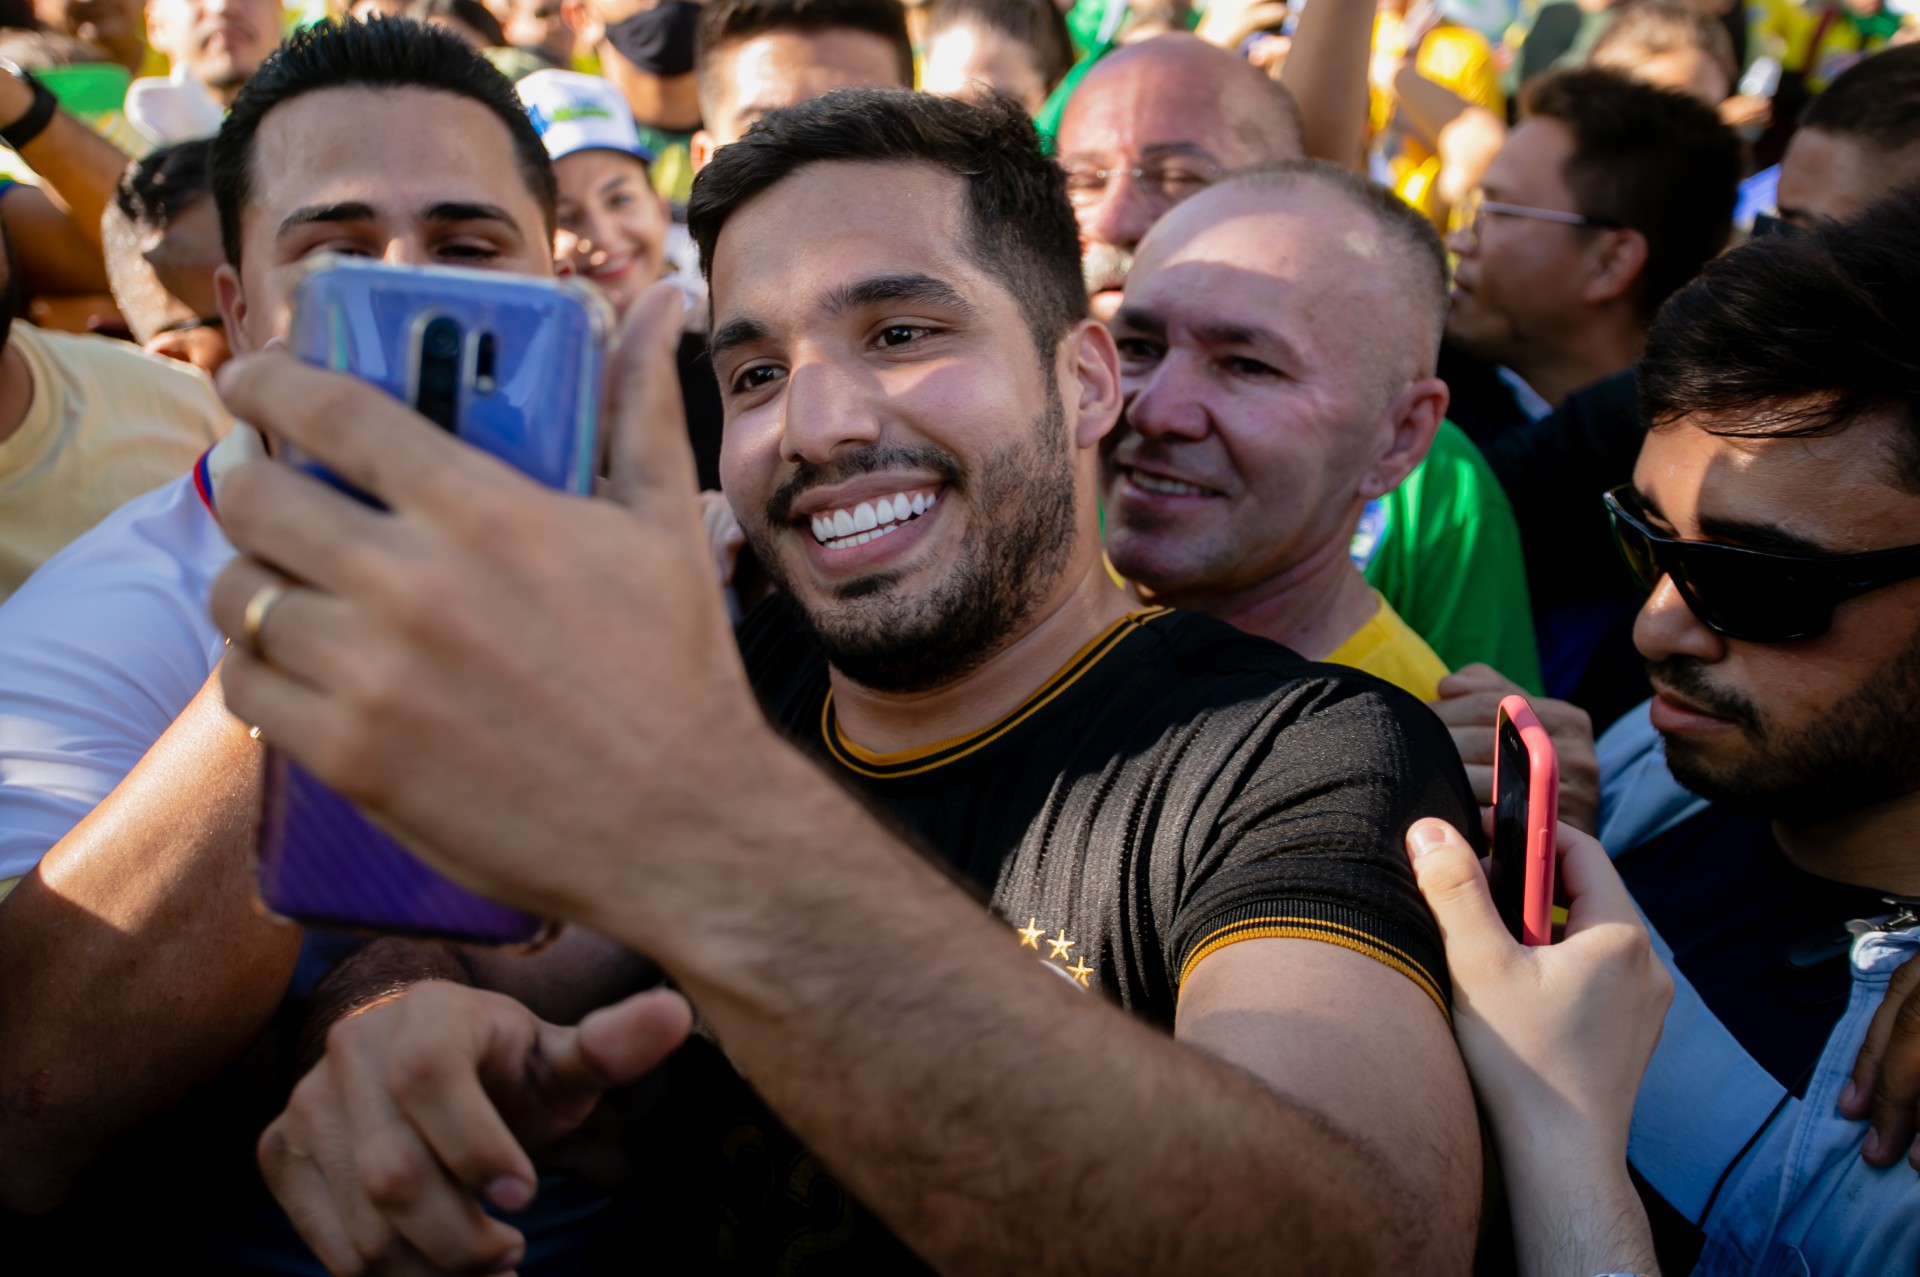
[529,987,693,1123]
[1407,818,1515,974]
[604,281,699,511]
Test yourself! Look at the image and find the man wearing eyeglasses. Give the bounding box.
[1579,187,1920,1276]
[1053,33,1304,325]
[1439,67,1739,449]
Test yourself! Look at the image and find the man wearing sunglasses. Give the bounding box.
[1582,187,1920,1276]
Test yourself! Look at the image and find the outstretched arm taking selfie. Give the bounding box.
[1404,816,1670,1277]
[222,287,1481,1276]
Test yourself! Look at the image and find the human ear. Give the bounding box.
[1582,227,1649,306]
[1065,318,1123,451]
[214,263,251,355]
[1357,377,1448,500]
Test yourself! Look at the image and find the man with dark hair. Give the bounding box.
[102,139,232,373]
[1441,67,1741,445]
[0,21,637,1267]
[690,0,913,160]
[230,88,1483,1275]
[1580,185,1920,1274]
[1777,44,1920,229]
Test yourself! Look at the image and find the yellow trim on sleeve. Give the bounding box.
[1180,915,1449,1021]
[0,876,17,903]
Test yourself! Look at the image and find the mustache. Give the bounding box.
[764,442,964,528]
[1082,242,1134,295]
[1646,657,1763,731]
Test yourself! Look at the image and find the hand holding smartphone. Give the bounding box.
[253,258,614,946]
[1491,694,1559,947]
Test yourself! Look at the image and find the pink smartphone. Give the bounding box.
[1491,695,1558,947]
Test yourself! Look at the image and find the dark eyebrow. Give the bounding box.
[1110,306,1164,336]
[823,273,978,320]
[1193,320,1302,365]
[425,201,518,226]
[1695,512,1835,557]
[277,200,520,240]
[278,201,377,239]
[708,316,772,363]
[1636,486,1836,556]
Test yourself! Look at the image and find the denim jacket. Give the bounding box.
[1598,703,1920,1276]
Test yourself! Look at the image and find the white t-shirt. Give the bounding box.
[0,428,256,883]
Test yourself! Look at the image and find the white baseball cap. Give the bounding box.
[518,69,655,165]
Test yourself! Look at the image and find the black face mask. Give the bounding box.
[605,0,701,77]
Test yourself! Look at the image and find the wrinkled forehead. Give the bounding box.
[1133,188,1393,305]
[1057,66,1246,164]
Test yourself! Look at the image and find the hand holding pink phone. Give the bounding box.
[1491,694,1559,946]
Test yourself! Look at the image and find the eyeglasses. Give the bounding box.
[1455,188,1620,243]
[1603,486,1920,643]
[1060,161,1226,207]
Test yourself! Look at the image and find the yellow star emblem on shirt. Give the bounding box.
[1047,933,1075,961]
[1017,918,1046,949]
[1066,957,1094,987]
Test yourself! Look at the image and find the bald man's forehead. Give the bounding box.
[1058,41,1295,165]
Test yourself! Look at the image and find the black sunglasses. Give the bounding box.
[1603,486,1920,643]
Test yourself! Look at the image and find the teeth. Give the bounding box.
[1134,472,1210,497]
[808,487,942,548]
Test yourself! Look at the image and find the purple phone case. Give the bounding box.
[253,259,611,945]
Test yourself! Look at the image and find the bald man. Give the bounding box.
[1105,160,1458,699]
[1054,34,1304,321]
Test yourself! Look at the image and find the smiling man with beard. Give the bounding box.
[1588,187,1920,1276]
[219,89,1486,1276]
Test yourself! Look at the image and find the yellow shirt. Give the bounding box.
[0,325,229,600]
[1325,592,1451,702]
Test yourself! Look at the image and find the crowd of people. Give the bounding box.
[0,0,1917,1272]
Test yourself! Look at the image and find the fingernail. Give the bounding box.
[1864,1130,1883,1161]
[1839,1080,1858,1111]
[486,1175,535,1212]
[1409,821,1450,857]
[262,336,289,354]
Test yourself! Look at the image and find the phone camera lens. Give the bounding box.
[423,317,461,359]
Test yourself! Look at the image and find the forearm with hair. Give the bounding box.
[1498,1137,1660,1277]
[580,744,1456,1276]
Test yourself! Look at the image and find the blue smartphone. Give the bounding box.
[254,258,614,945]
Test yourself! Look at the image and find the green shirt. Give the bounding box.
[1354,420,1543,694]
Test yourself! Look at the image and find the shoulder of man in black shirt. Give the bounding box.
[736,597,1479,1021]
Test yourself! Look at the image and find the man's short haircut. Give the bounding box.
[1801,44,1920,155]
[1639,184,1920,491]
[106,140,219,341]
[1521,67,1741,319]
[1216,160,1450,370]
[1589,0,1737,91]
[116,138,216,233]
[694,0,914,107]
[688,88,1085,360]
[211,18,556,268]
[925,0,1074,93]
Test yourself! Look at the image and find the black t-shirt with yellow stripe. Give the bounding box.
[623,599,1475,1272]
[751,597,1468,1024]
